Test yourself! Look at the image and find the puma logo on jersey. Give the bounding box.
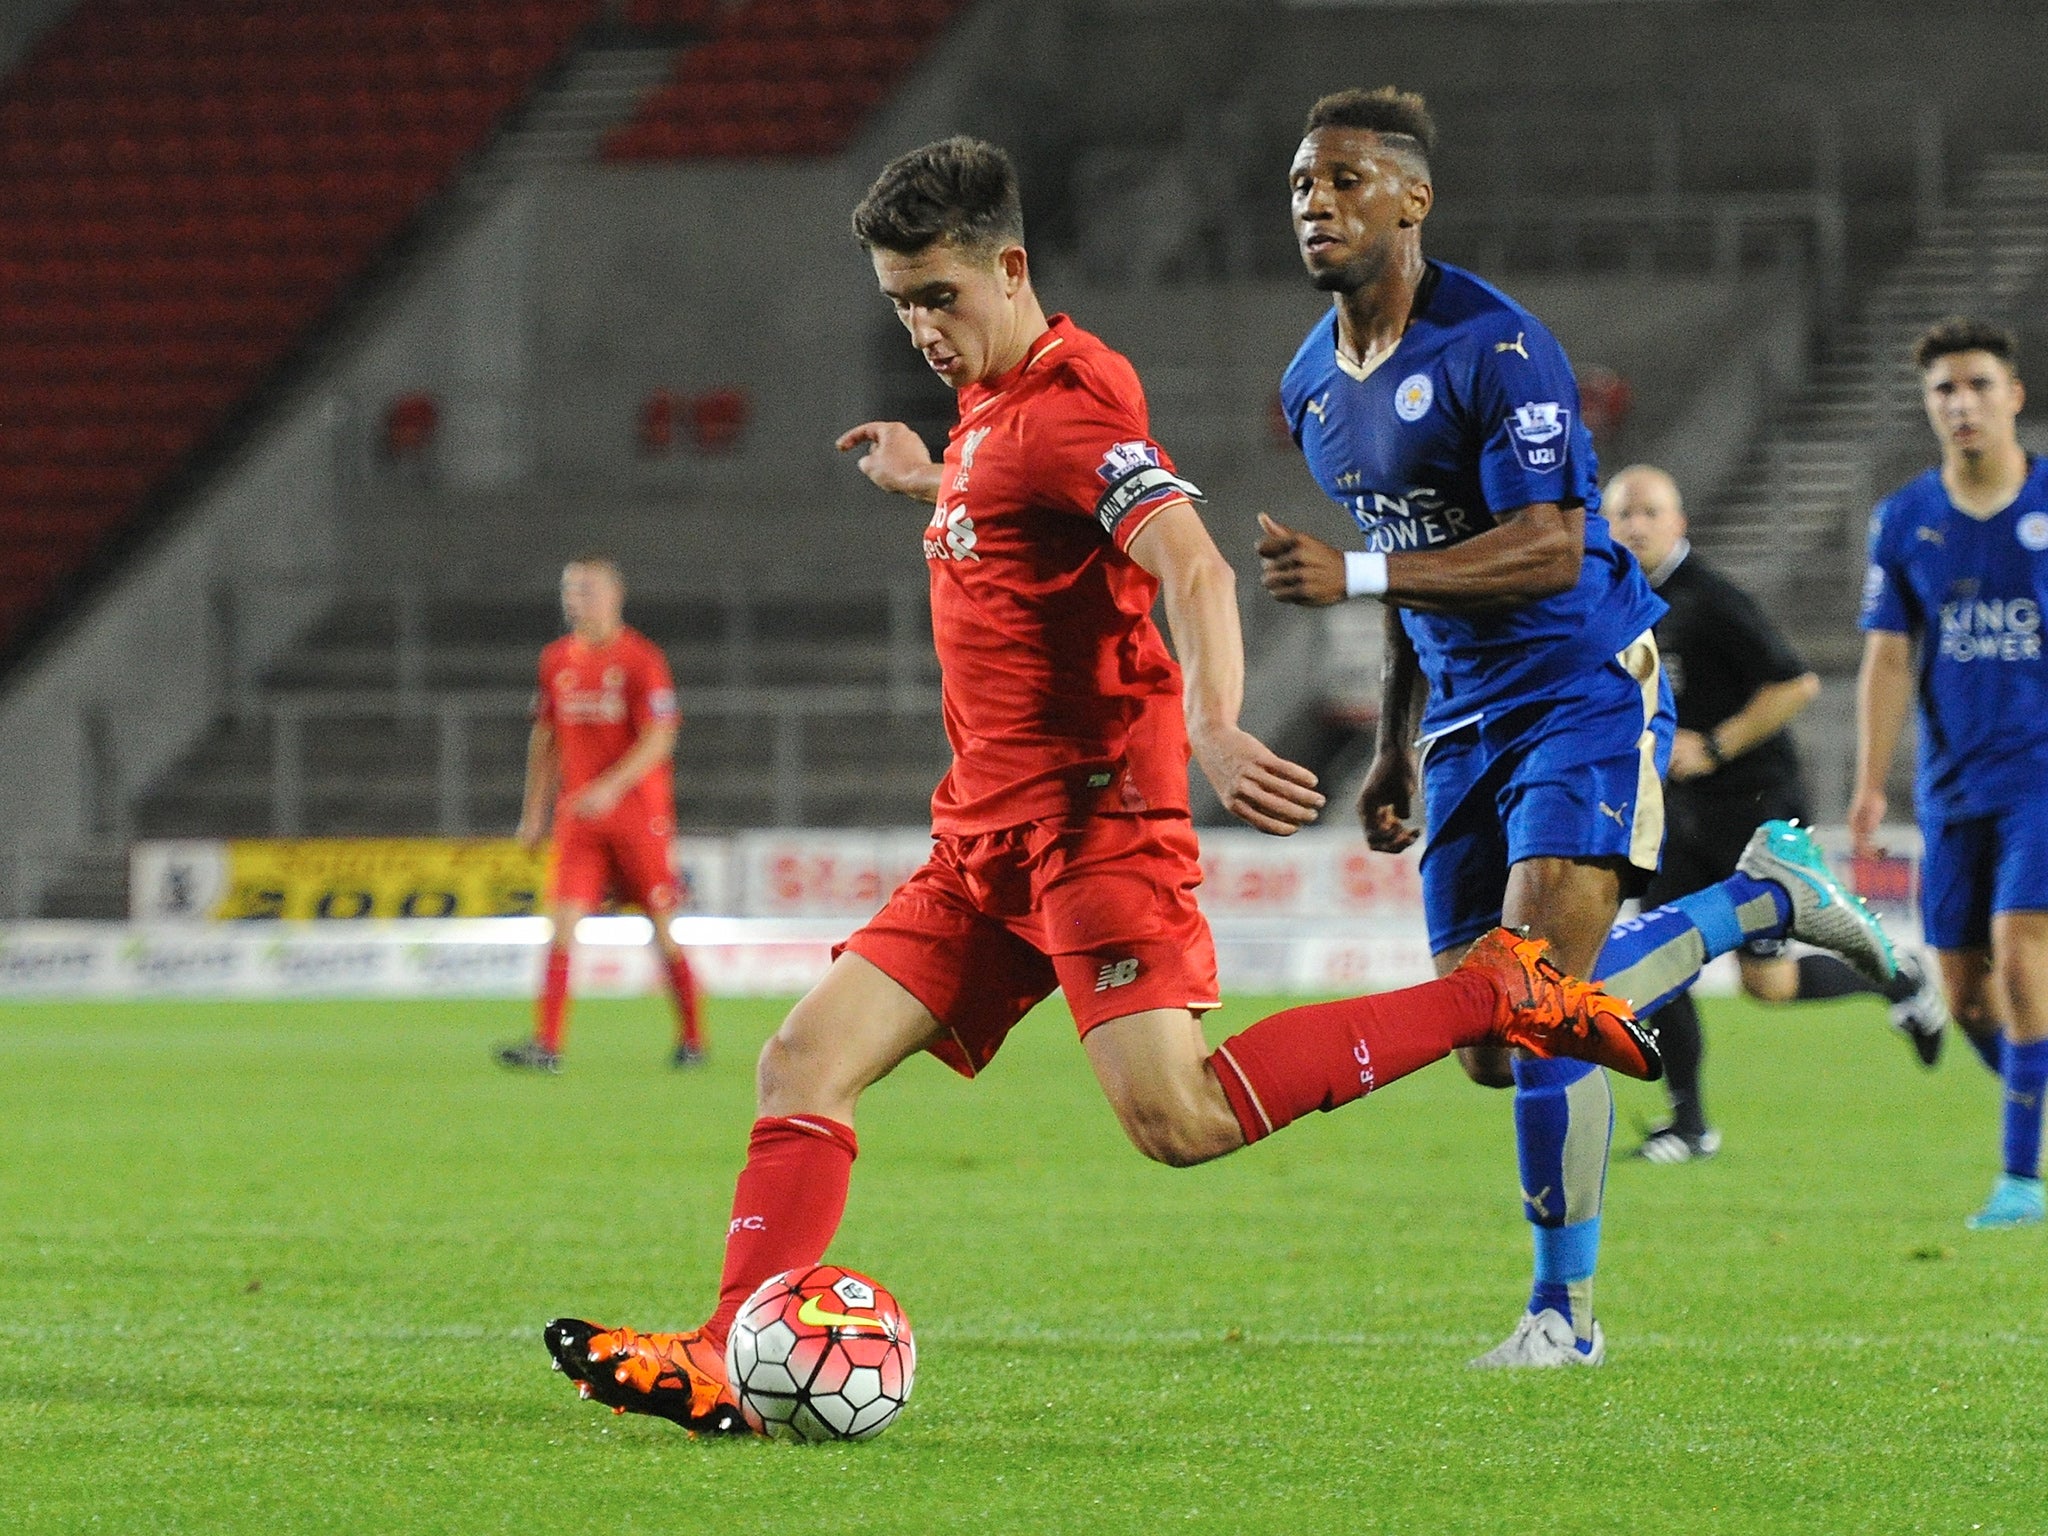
[1599,800,1629,828]
[1495,331,1530,359]
[1095,958,1140,992]
[924,502,979,561]
[1304,392,1330,423]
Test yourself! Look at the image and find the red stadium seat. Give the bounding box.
[383,393,443,459]
[0,0,602,642]
[689,388,752,452]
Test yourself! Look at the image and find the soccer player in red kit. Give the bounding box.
[496,556,706,1072]
[543,138,1657,1430]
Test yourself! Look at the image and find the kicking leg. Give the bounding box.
[1086,934,1656,1169]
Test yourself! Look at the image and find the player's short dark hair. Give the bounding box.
[851,136,1025,256]
[565,554,623,584]
[1914,316,2020,375]
[1303,87,1436,166]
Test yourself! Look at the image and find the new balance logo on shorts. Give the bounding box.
[1095,958,1140,992]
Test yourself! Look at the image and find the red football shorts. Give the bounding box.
[548,814,679,913]
[839,812,1220,1078]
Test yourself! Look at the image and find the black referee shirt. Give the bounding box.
[1651,544,1809,800]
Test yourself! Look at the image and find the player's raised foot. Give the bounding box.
[495,1040,560,1073]
[671,1042,706,1069]
[1737,820,1896,985]
[1460,926,1662,1081]
[1468,1309,1604,1368]
[1964,1174,2045,1231]
[1888,951,1948,1068]
[544,1319,746,1434]
[1630,1123,1721,1164]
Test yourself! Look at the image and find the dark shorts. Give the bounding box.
[1642,777,1810,959]
[1920,804,2048,951]
[839,812,1220,1079]
[1420,632,1674,955]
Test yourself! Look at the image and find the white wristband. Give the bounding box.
[1344,550,1390,598]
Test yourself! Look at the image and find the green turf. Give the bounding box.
[2,991,2042,1534]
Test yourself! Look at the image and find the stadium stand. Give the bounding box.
[0,0,602,659]
[26,581,948,914]
[9,0,2048,920]
[603,0,965,160]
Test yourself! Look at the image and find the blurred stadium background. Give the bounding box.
[2,0,2045,1000]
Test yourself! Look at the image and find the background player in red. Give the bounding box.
[496,555,705,1072]
[542,138,1657,1431]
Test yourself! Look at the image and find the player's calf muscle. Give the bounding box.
[1086,1011,1245,1167]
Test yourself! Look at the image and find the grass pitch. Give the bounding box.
[2,990,2042,1534]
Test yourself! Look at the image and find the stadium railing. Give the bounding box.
[256,682,942,836]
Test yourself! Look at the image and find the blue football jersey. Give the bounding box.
[1861,456,2048,821]
[1279,262,1664,731]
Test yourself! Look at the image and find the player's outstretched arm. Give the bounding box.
[835,421,943,504]
[1850,630,1912,855]
[1129,503,1325,836]
[1358,606,1423,853]
[1257,504,1583,614]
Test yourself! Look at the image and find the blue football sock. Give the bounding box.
[1965,1026,2006,1077]
[2002,1038,2048,1180]
[1513,1054,1611,1351]
[1593,874,1792,1015]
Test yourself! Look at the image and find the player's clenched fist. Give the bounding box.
[1256,514,1349,606]
[1357,748,1419,853]
[1189,722,1325,837]
[835,420,943,502]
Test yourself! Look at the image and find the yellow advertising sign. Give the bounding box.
[211,839,546,921]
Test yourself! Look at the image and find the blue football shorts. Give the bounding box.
[1418,632,1676,956]
[1918,803,2048,951]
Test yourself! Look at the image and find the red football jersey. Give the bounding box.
[533,626,679,826]
[923,314,1202,833]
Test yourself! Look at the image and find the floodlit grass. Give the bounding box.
[1,991,2041,1534]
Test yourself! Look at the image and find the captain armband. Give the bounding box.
[1093,465,1204,539]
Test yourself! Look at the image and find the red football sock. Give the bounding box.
[664,951,703,1051]
[1209,970,1499,1144]
[535,947,571,1054]
[704,1115,859,1350]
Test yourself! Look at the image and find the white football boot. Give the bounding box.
[1468,1308,1605,1368]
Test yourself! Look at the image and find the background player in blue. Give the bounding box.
[1256,87,1896,1364]
[1854,318,2048,1230]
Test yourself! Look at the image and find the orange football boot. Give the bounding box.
[1457,926,1663,1082]
[544,1319,746,1435]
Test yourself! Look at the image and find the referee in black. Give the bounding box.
[1606,465,1946,1162]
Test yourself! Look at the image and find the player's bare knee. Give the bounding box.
[756,1011,842,1111]
[1112,1089,1232,1168]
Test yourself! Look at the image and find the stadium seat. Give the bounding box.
[0,0,603,652]
[383,393,444,459]
[689,388,752,453]
[601,0,966,162]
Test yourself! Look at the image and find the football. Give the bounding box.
[725,1265,916,1442]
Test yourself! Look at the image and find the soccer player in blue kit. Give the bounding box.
[1256,88,1897,1363]
[1854,318,2048,1230]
